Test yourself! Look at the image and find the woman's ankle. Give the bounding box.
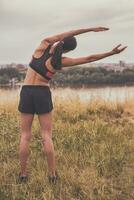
[49,170,57,177]
[19,171,28,177]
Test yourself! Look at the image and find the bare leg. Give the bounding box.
[19,113,34,176]
[38,111,56,176]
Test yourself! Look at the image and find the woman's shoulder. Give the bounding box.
[33,40,51,58]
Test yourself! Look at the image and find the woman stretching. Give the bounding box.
[18,26,127,183]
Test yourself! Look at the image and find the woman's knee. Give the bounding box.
[41,132,54,154]
[41,131,52,142]
[21,132,32,142]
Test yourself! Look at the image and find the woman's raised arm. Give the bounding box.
[43,27,109,44]
[61,44,127,67]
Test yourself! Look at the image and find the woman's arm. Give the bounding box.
[33,27,109,57]
[61,44,127,67]
[43,27,109,44]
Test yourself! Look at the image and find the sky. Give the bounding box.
[0,0,134,64]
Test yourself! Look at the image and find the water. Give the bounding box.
[52,86,134,102]
[0,85,134,103]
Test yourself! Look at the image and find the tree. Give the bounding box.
[0,74,9,84]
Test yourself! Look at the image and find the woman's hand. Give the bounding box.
[111,44,127,54]
[92,27,109,32]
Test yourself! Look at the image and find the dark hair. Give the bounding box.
[62,36,77,51]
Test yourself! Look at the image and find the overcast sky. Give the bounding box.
[0,0,134,64]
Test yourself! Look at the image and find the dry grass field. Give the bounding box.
[0,90,134,200]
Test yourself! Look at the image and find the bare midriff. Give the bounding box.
[23,67,50,86]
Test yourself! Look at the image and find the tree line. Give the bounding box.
[0,66,134,86]
[50,66,134,87]
[0,67,22,84]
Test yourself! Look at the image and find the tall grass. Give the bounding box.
[0,90,134,200]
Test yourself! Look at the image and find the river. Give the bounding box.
[0,85,134,103]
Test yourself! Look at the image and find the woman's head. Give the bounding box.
[62,36,77,53]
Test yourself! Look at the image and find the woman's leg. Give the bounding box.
[19,113,34,176]
[38,111,56,176]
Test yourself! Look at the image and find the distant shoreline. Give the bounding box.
[0,82,134,89]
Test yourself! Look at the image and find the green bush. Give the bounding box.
[0,74,9,84]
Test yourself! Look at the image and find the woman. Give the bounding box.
[18,26,127,183]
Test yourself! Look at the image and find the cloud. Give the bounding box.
[0,0,134,63]
[1,0,133,31]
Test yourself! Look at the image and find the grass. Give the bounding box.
[0,90,134,200]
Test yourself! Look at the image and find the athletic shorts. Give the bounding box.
[18,85,53,114]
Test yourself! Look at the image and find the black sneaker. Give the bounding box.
[17,173,28,184]
[48,171,59,184]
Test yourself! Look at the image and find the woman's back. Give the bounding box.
[23,42,53,86]
[23,67,50,86]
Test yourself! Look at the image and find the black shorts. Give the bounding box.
[18,85,53,114]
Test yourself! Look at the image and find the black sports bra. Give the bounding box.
[29,42,64,81]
